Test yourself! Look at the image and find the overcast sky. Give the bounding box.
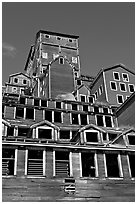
[2,2,135,85]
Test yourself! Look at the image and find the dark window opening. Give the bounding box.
[59,57,64,64]
[60,130,70,139]
[72,131,77,138]
[56,102,61,109]
[80,114,87,125]
[38,128,52,139]
[106,154,120,177]
[113,72,120,80]
[77,79,81,86]
[120,83,126,91]
[103,108,108,114]
[72,103,77,111]
[45,110,52,122]
[7,126,14,136]
[122,73,129,82]
[57,37,61,40]
[45,34,50,38]
[18,127,29,137]
[14,78,18,83]
[16,107,24,118]
[96,115,104,126]
[72,113,79,125]
[55,151,70,177]
[23,79,27,85]
[69,39,73,43]
[117,95,123,104]
[20,97,26,105]
[54,111,62,123]
[81,153,96,177]
[105,116,112,127]
[83,105,88,112]
[128,155,135,177]
[110,82,117,90]
[26,108,34,120]
[41,100,47,107]
[2,149,15,176]
[99,86,103,94]
[34,99,39,106]
[27,150,43,176]
[95,91,98,99]
[103,133,107,141]
[86,132,98,143]
[108,133,117,141]
[88,96,94,103]
[129,84,134,93]
[128,135,135,145]
[94,106,99,113]
[80,95,85,102]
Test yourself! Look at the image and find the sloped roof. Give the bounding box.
[72,83,90,95]
[9,72,31,79]
[2,119,11,127]
[30,120,60,130]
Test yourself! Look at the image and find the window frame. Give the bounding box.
[122,73,129,82]
[128,84,134,93]
[80,94,86,102]
[127,134,135,146]
[22,79,27,85]
[119,82,127,92]
[110,81,117,91]
[116,94,124,104]
[95,115,113,127]
[12,87,17,93]
[113,72,120,81]
[36,126,53,140]
[14,78,18,84]
[84,130,99,144]
[59,57,64,64]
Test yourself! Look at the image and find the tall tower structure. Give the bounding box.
[24,30,80,99]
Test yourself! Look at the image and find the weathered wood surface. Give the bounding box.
[2,177,135,202]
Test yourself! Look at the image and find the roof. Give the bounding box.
[72,83,90,95]
[116,92,135,117]
[30,120,60,130]
[9,72,31,79]
[36,30,79,39]
[90,64,135,88]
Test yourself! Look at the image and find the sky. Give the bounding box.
[2,2,135,85]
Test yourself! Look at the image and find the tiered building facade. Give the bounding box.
[2,30,135,202]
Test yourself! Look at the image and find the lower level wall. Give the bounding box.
[2,177,135,202]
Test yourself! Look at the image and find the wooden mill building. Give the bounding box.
[2,30,135,202]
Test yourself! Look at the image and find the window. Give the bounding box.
[105,116,112,127]
[83,105,88,112]
[72,103,77,111]
[41,100,47,107]
[72,57,77,64]
[77,79,81,86]
[80,95,86,102]
[95,91,98,99]
[26,108,34,120]
[23,79,27,85]
[72,130,77,138]
[59,57,64,64]
[88,96,94,103]
[71,113,79,125]
[120,83,126,92]
[12,87,17,93]
[69,39,73,43]
[117,95,124,104]
[103,108,109,114]
[14,78,18,83]
[81,153,96,177]
[37,128,52,139]
[57,36,61,40]
[20,97,26,105]
[16,107,24,118]
[128,84,134,93]
[94,106,99,113]
[60,130,70,139]
[85,131,98,143]
[122,73,129,82]
[99,85,103,95]
[56,102,62,109]
[2,149,15,176]
[42,52,48,59]
[55,151,70,177]
[110,81,117,91]
[7,126,14,136]
[54,111,62,123]
[128,135,135,145]
[18,127,29,137]
[80,114,87,125]
[45,110,52,122]
[108,133,117,140]
[102,133,107,141]
[105,154,120,177]
[34,99,39,106]
[96,115,104,126]
[113,72,120,81]
[27,150,43,176]
[45,34,50,38]
[128,154,135,178]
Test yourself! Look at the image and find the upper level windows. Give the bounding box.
[14,78,18,83]
[60,130,70,140]
[96,115,113,127]
[37,127,52,139]
[127,135,135,145]
[117,94,124,104]
[44,34,50,38]
[72,103,77,111]
[59,57,64,64]
[119,83,126,92]
[122,73,129,82]
[113,72,120,81]
[80,95,86,102]
[128,84,134,93]
[23,79,27,85]
[110,81,117,91]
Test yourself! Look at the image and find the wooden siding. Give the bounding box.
[5,106,15,119]
[17,150,25,177]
